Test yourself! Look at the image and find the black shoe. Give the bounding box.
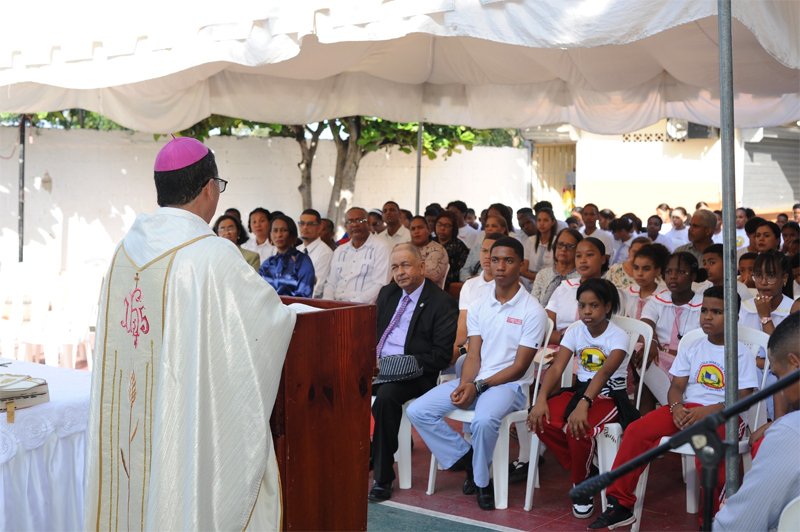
[463,467,476,495]
[587,497,634,529]
[367,481,393,502]
[572,495,594,519]
[449,448,473,472]
[508,460,529,483]
[476,483,495,510]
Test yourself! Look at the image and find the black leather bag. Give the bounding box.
[373,355,423,385]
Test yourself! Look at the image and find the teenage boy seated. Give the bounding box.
[588,286,758,530]
[406,237,548,510]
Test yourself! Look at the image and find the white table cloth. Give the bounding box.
[0,359,91,531]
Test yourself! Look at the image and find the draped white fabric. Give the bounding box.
[0,359,90,532]
[0,0,797,133]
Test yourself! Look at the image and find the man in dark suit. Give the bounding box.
[369,243,458,502]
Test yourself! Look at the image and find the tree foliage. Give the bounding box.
[2,110,522,223]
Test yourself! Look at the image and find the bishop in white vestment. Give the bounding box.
[84,138,295,531]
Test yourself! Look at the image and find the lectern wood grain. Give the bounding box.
[271,297,375,531]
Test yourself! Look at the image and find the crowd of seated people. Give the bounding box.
[216,198,800,524]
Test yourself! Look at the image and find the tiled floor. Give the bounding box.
[370,429,704,531]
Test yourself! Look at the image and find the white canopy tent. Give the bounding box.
[0,0,797,134]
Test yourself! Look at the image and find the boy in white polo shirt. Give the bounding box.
[407,237,548,510]
[589,286,758,530]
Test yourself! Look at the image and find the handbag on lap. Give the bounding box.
[1,374,50,422]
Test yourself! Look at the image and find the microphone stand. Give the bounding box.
[570,369,799,531]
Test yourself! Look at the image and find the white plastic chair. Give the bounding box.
[426,318,554,510]
[628,326,769,531]
[777,495,800,532]
[524,317,649,511]
[436,264,450,290]
[370,397,415,489]
[594,316,653,510]
[524,320,582,511]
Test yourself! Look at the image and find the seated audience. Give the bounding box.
[241,207,275,262]
[529,278,635,519]
[369,244,458,502]
[259,214,315,298]
[621,243,669,319]
[409,215,449,287]
[433,211,470,288]
[323,207,391,304]
[522,207,558,283]
[589,287,757,529]
[407,237,548,511]
[376,201,411,246]
[531,228,582,307]
[297,208,334,298]
[605,236,651,291]
[546,237,609,345]
[213,214,260,270]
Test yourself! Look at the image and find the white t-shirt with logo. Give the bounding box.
[669,336,758,405]
[561,320,629,395]
[467,286,548,386]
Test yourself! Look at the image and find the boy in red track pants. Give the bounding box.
[588,286,758,530]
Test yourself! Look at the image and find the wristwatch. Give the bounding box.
[458,345,468,357]
[760,316,772,325]
[474,379,490,396]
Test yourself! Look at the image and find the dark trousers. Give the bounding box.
[372,374,436,484]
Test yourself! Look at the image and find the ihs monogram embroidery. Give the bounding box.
[121,273,150,348]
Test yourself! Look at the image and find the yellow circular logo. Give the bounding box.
[736,236,744,248]
[580,347,607,372]
[697,363,725,389]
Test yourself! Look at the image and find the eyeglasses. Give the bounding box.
[211,177,228,193]
[436,222,453,229]
[217,226,237,234]
[556,242,577,250]
[297,221,319,226]
[346,218,368,226]
[752,274,780,285]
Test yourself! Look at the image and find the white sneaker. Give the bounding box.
[572,496,594,519]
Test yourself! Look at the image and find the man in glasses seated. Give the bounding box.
[298,208,334,298]
[323,207,391,304]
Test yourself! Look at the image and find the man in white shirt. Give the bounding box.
[298,208,334,298]
[323,207,391,304]
[407,237,548,511]
[376,201,411,246]
[645,214,675,251]
[579,203,614,257]
[666,206,690,246]
[448,200,480,249]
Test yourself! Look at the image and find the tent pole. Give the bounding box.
[415,122,424,215]
[718,0,739,495]
[18,115,26,263]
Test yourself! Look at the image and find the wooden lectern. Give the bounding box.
[271,297,376,531]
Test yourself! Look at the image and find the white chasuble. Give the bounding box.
[85,207,296,531]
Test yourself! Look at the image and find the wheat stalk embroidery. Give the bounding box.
[120,370,138,530]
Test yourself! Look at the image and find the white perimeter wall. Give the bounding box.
[575,121,747,220]
[0,128,531,273]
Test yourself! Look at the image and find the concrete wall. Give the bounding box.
[0,127,531,272]
[574,120,746,221]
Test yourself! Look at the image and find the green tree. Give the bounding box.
[3,110,520,226]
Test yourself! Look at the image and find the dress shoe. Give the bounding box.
[462,467,476,495]
[448,448,473,472]
[476,483,495,510]
[367,481,393,502]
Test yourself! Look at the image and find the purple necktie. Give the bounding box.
[376,295,411,358]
